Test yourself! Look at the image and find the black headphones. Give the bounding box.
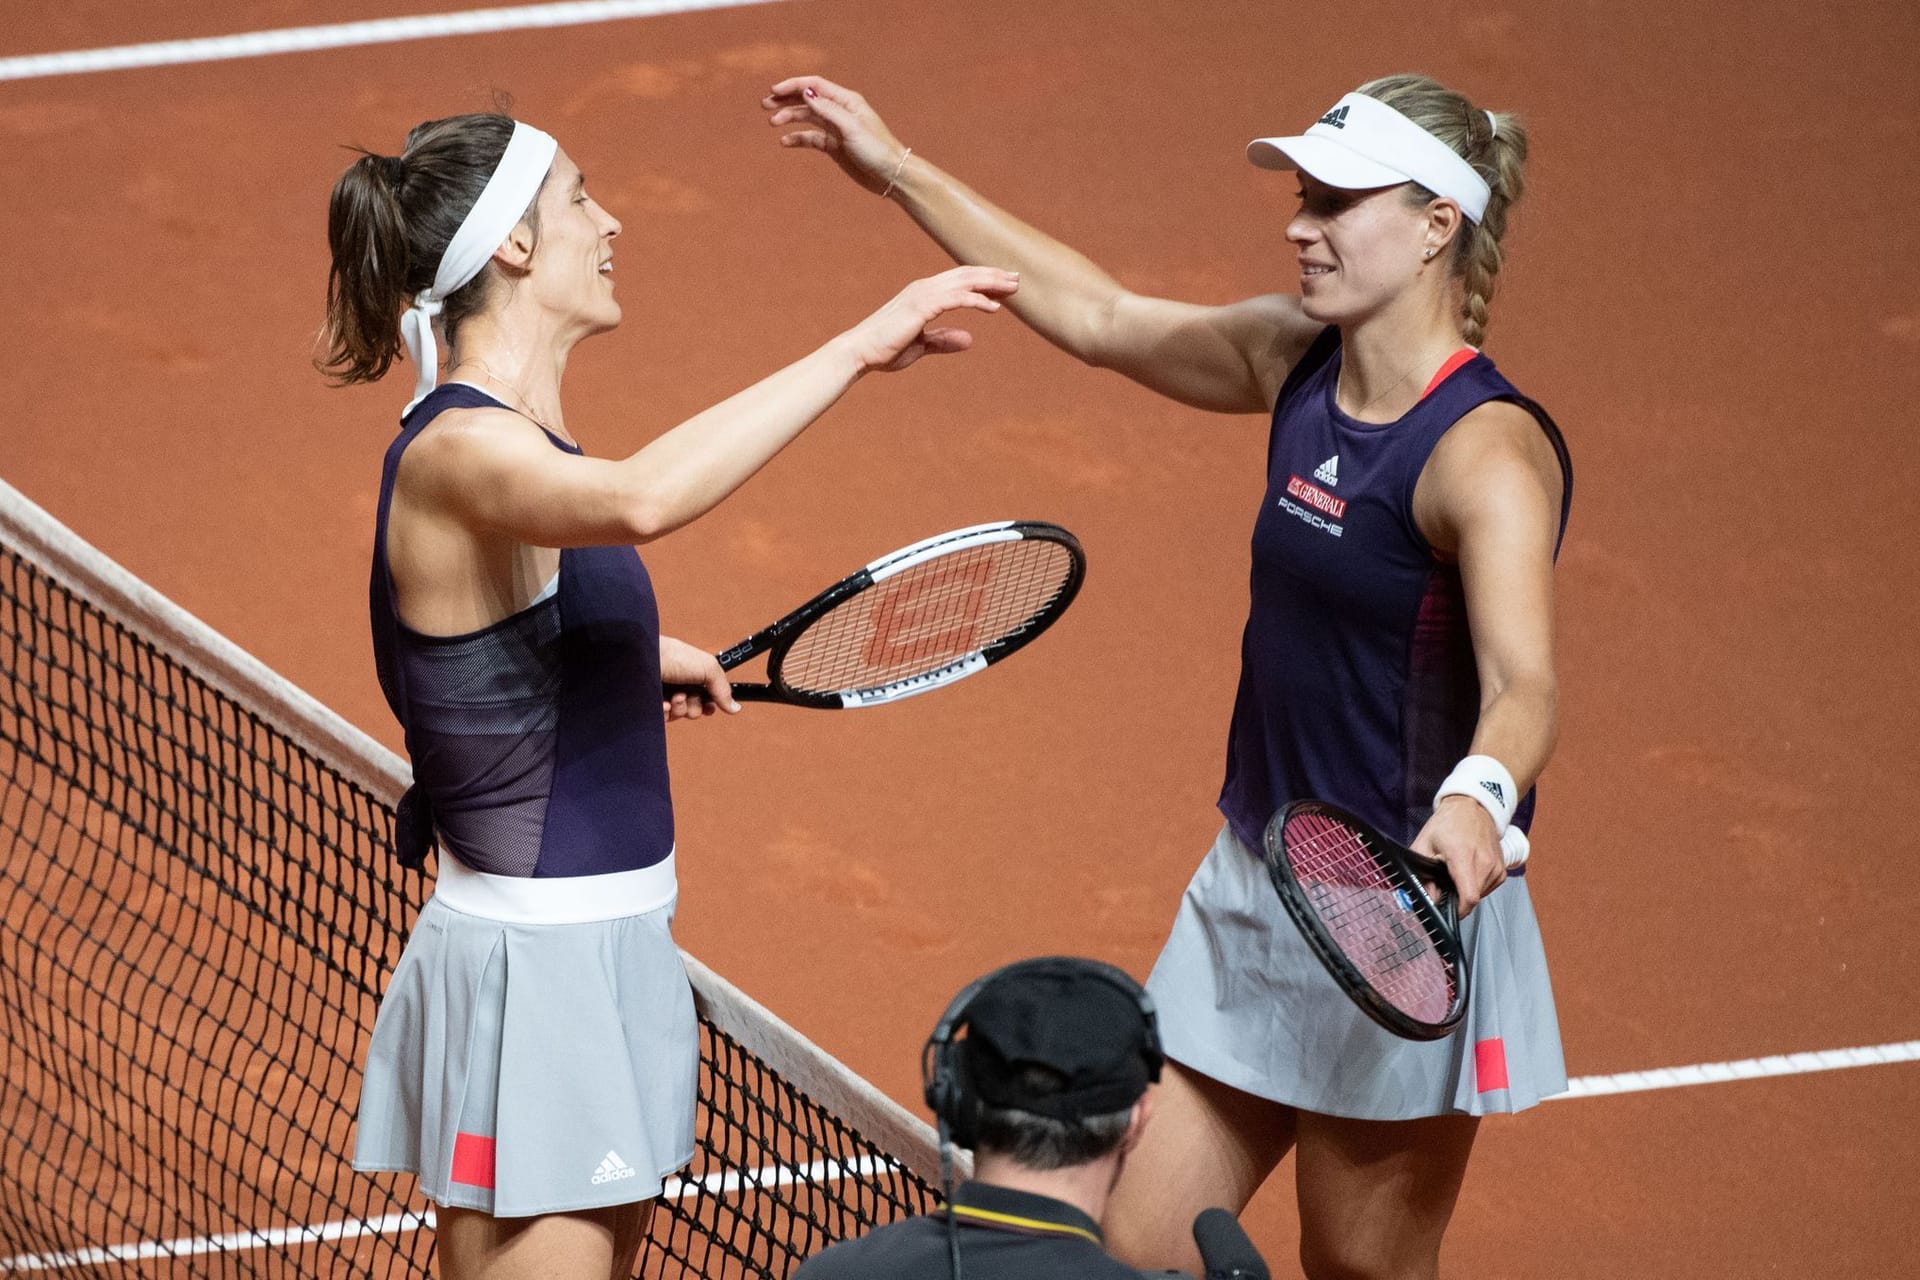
[920,956,1163,1150]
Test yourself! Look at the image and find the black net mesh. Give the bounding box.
[0,538,937,1277]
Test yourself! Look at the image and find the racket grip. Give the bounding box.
[664,681,776,703]
[1500,826,1530,869]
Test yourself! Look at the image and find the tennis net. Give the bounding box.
[0,479,944,1277]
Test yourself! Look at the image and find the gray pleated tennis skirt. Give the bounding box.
[1146,824,1566,1120]
[353,854,697,1217]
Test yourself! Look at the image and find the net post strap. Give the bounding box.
[0,473,946,1186]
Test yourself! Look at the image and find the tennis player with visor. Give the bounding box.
[766,73,1572,1279]
[320,113,1017,1279]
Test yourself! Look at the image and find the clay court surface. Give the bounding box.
[3,0,1917,1274]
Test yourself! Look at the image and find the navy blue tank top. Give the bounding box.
[371,384,675,878]
[1218,329,1572,862]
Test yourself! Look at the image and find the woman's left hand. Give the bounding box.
[1410,797,1506,916]
[659,636,740,721]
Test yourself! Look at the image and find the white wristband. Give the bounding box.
[1434,754,1519,834]
[1499,825,1530,870]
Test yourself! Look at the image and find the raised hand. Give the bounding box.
[839,266,1020,374]
[764,76,908,196]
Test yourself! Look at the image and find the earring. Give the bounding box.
[1423,247,1435,260]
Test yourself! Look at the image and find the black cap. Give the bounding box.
[958,959,1161,1122]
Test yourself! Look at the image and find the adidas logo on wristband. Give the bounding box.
[1435,755,1518,833]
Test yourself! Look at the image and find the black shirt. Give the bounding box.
[794,1181,1184,1280]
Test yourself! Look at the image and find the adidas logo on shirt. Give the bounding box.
[1313,454,1340,486]
[591,1150,638,1185]
[1317,105,1350,129]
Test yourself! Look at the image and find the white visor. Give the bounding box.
[1247,93,1490,223]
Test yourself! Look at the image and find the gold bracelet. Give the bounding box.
[881,147,913,200]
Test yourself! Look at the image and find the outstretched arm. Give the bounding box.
[405,266,1018,549]
[766,75,1320,414]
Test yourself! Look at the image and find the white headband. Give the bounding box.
[399,120,558,416]
[1246,93,1491,223]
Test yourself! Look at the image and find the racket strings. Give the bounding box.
[778,540,1074,694]
[1282,812,1458,1023]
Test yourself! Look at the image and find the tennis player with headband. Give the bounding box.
[765,74,1571,1278]
[320,113,1016,1279]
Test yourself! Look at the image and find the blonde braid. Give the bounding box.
[1457,109,1525,346]
[1355,75,1530,347]
[1458,225,1503,348]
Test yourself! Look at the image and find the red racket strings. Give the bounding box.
[1280,811,1458,1024]
[780,540,1075,694]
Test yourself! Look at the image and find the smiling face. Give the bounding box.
[524,148,623,336]
[1285,173,1439,326]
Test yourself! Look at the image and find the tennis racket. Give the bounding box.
[1261,799,1469,1041]
[682,520,1084,709]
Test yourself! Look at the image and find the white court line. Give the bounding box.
[0,1213,434,1270]
[6,1040,1920,1268]
[1555,1039,1920,1099]
[0,1156,888,1271]
[6,1039,1919,1269]
[0,0,788,82]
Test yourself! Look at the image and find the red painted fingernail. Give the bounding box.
[804,86,816,98]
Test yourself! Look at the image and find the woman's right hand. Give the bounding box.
[763,76,906,195]
[837,267,1020,374]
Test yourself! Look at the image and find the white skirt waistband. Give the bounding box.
[432,850,678,925]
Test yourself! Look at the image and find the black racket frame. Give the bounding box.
[1261,798,1470,1041]
[702,520,1085,709]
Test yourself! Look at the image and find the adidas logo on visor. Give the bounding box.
[1247,93,1493,225]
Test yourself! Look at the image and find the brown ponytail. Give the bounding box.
[318,113,546,385]
[1356,74,1530,348]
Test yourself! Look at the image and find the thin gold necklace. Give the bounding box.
[454,358,573,445]
[1338,350,1446,420]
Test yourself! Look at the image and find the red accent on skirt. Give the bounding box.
[1474,1038,1510,1092]
[450,1132,497,1188]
